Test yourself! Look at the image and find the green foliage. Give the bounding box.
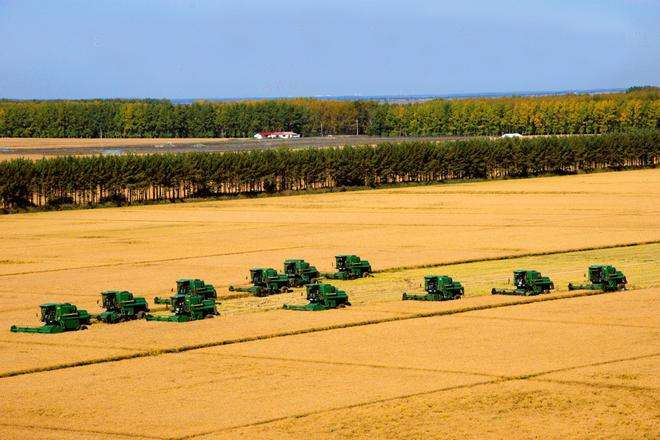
[0,92,658,138]
[0,131,657,209]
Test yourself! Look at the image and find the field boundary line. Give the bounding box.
[178,352,660,439]
[0,422,164,439]
[192,351,507,379]
[529,377,657,392]
[0,245,307,278]
[0,288,623,379]
[511,352,660,380]
[452,314,660,329]
[0,338,138,351]
[0,240,657,280]
[375,240,660,273]
[176,379,503,439]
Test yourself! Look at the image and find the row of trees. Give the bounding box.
[1,131,657,209]
[0,88,657,138]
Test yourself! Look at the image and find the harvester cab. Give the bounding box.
[568,265,627,292]
[147,293,218,322]
[284,259,320,287]
[230,268,292,296]
[325,254,372,280]
[97,290,149,323]
[250,268,266,285]
[492,270,554,296]
[283,283,351,311]
[402,275,464,301]
[10,303,91,333]
[172,294,187,315]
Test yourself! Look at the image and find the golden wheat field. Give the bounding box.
[1,168,659,439]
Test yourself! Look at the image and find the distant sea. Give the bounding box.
[171,88,626,104]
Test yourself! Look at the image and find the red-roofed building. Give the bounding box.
[254,131,301,139]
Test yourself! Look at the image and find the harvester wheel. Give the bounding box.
[80,325,88,330]
[280,286,289,293]
[362,272,370,278]
[453,294,461,300]
[136,311,146,320]
[204,314,215,319]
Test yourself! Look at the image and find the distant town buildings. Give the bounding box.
[254,131,301,139]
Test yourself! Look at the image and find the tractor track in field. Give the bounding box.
[452,314,660,330]
[173,352,659,439]
[374,240,660,274]
[0,245,310,278]
[530,377,657,392]
[0,288,625,379]
[0,422,166,439]
[0,239,657,280]
[192,351,508,379]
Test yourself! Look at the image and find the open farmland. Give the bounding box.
[0,135,463,160]
[1,168,659,438]
[0,289,658,439]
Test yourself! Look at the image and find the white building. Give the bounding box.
[254,131,301,139]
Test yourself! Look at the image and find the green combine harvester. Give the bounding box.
[229,268,292,296]
[284,259,321,287]
[402,275,464,301]
[492,270,555,296]
[96,290,149,323]
[283,283,351,311]
[568,265,627,292]
[10,303,91,333]
[154,279,217,305]
[324,254,372,280]
[146,293,218,322]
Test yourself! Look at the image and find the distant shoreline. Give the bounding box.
[172,88,627,104]
[1,88,628,103]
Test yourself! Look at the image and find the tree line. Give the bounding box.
[0,88,657,139]
[1,131,657,210]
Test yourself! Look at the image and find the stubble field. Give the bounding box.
[1,168,659,438]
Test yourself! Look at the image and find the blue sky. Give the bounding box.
[0,0,658,99]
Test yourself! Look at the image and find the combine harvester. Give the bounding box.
[146,293,218,322]
[229,268,292,296]
[568,265,627,292]
[154,279,217,305]
[284,259,320,287]
[492,270,554,296]
[283,283,351,311]
[324,254,372,280]
[402,275,464,301]
[10,303,91,333]
[96,290,149,323]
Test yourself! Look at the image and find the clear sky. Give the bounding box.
[0,0,658,99]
